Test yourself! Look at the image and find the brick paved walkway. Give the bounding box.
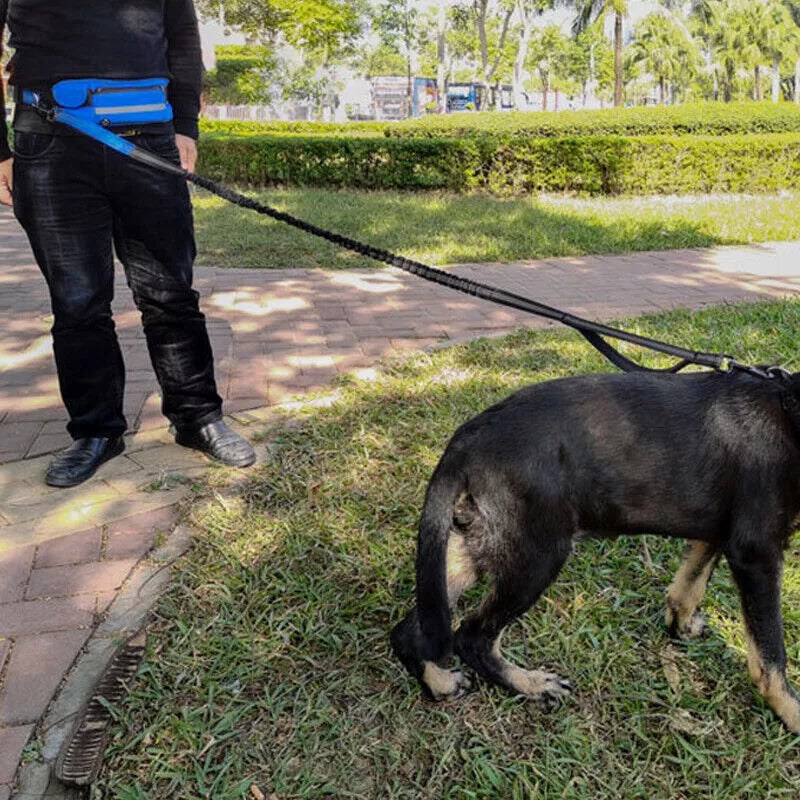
[3,204,800,797]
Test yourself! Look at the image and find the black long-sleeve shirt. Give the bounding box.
[0,0,204,160]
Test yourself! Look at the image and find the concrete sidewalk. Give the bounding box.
[2,205,800,797]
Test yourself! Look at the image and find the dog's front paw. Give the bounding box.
[506,668,572,709]
[531,672,573,711]
[667,609,710,640]
[422,663,473,702]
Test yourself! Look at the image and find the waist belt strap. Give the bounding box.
[21,78,173,127]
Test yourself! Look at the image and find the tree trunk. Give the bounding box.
[705,47,718,102]
[477,0,490,81]
[512,0,532,111]
[614,10,623,107]
[795,59,800,104]
[436,3,448,113]
[586,42,597,108]
[755,65,761,101]
[542,72,549,111]
[407,57,413,118]
[477,0,513,93]
[659,76,665,105]
[772,57,780,104]
[404,0,413,117]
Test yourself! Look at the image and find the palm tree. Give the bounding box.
[702,0,797,102]
[759,0,795,102]
[570,0,629,106]
[705,0,754,101]
[629,12,700,103]
[688,0,720,99]
[742,0,789,101]
[783,0,800,102]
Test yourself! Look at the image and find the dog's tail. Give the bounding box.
[415,466,462,662]
[391,463,463,685]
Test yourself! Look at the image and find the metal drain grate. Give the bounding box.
[55,630,147,786]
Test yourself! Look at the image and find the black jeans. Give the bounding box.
[12,129,222,439]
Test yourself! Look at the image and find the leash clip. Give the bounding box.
[28,92,57,123]
[722,359,783,381]
[766,365,792,382]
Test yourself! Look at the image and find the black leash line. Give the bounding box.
[186,171,716,373]
[37,103,782,381]
[186,171,778,379]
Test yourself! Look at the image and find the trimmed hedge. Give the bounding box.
[198,131,800,195]
[198,134,476,190]
[389,102,800,138]
[199,119,389,137]
[200,102,800,139]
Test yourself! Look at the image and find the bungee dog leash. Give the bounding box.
[21,80,789,382]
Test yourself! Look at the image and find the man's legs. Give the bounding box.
[13,133,128,485]
[13,133,127,440]
[108,132,253,466]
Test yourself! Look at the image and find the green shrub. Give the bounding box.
[199,119,390,137]
[204,45,275,105]
[199,102,800,139]
[198,134,483,190]
[198,131,800,195]
[388,102,800,138]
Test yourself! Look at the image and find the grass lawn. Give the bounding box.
[193,188,800,270]
[98,300,800,799]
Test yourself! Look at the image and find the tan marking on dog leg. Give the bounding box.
[743,631,800,733]
[491,633,572,704]
[422,661,472,701]
[446,533,478,605]
[761,670,800,733]
[665,541,718,637]
[742,629,763,684]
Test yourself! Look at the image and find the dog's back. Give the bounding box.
[443,371,794,540]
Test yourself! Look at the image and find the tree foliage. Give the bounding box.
[197,0,363,52]
[197,0,800,113]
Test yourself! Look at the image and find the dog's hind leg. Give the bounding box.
[665,540,720,639]
[391,521,480,702]
[725,538,800,733]
[454,536,573,708]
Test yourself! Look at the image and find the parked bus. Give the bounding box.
[446,83,483,112]
[446,83,515,112]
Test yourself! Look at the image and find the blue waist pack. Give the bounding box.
[22,77,173,127]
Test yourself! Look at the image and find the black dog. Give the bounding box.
[391,369,800,733]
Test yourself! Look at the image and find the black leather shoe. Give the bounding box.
[45,437,126,488]
[174,420,256,467]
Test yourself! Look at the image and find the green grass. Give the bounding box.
[193,188,800,270]
[97,299,800,799]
